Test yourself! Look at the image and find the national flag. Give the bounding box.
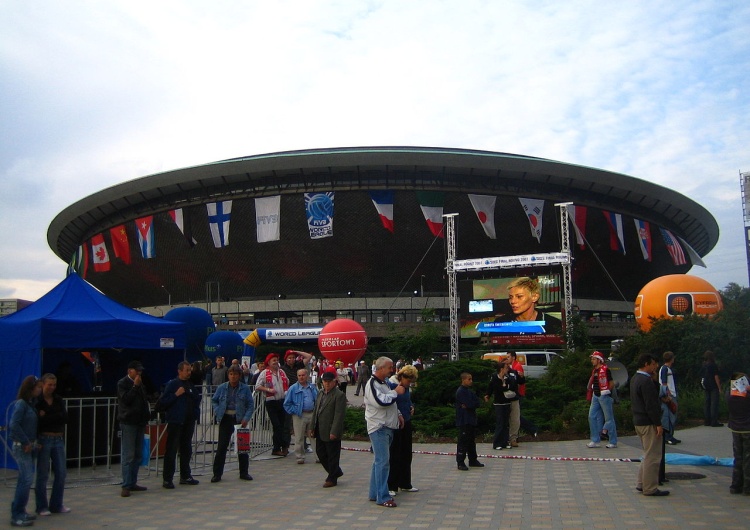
[519,198,544,243]
[207,201,232,247]
[304,193,334,239]
[634,219,652,262]
[169,208,197,247]
[676,235,707,267]
[109,225,131,264]
[468,194,497,239]
[416,191,444,238]
[67,244,88,278]
[135,216,155,259]
[660,228,687,265]
[91,233,110,272]
[568,205,587,249]
[256,195,281,243]
[602,211,626,254]
[369,190,394,233]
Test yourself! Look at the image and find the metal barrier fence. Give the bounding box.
[2,389,276,487]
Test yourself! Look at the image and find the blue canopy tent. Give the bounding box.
[0,274,186,468]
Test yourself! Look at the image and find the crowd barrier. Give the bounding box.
[2,389,276,487]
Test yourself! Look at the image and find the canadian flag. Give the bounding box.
[91,233,110,272]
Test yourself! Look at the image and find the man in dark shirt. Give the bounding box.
[631,353,669,497]
[728,372,750,494]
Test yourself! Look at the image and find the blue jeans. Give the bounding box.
[704,388,720,425]
[120,424,144,489]
[589,394,617,444]
[35,435,67,512]
[368,426,394,504]
[11,446,35,519]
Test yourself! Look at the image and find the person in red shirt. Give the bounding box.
[508,352,538,446]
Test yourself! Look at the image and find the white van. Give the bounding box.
[481,351,562,379]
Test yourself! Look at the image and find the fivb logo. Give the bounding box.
[257,214,279,225]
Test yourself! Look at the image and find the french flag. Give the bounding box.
[369,190,394,233]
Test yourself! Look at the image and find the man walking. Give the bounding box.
[354,360,371,396]
[659,351,680,445]
[158,361,201,489]
[211,365,254,482]
[117,361,150,497]
[310,369,347,487]
[631,353,669,497]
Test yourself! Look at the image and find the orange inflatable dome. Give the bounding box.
[634,274,723,331]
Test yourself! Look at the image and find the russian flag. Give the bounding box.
[369,190,394,233]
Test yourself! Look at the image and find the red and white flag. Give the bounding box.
[468,194,496,239]
[91,233,110,272]
[568,205,587,249]
[519,198,544,243]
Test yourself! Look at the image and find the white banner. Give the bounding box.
[256,195,281,243]
[453,252,570,271]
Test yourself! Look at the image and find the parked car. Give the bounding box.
[481,351,562,379]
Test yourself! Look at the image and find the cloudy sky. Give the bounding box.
[1,1,749,301]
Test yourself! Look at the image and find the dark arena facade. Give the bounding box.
[48,147,718,342]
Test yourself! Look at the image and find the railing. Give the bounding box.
[2,389,276,486]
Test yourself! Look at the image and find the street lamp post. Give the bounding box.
[420,275,425,297]
[161,285,171,306]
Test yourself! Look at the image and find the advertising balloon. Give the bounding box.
[634,274,722,331]
[204,331,245,363]
[318,318,368,366]
[164,307,216,360]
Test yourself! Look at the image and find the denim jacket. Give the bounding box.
[283,382,318,417]
[212,382,254,424]
[10,399,38,445]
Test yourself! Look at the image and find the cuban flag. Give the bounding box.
[634,219,652,261]
[369,190,394,233]
[468,194,497,239]
[660,228,687,266]
[207,201,232,248]
[519,198,544,243]
[602,211,626,254]
[135,216,155,259]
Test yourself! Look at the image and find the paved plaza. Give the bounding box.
[2,420,747,529]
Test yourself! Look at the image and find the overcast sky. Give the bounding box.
[1,1,749,301]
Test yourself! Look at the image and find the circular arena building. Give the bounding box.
[48,147,718,340]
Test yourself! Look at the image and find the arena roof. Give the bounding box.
[48,146,718,262]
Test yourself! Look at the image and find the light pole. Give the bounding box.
[420,275,425,297]
[161,285,171,306]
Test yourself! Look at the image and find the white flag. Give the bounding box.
[256,195,281,243]
[468,194,497,239]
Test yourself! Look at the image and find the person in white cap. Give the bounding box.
[586,351,618,448]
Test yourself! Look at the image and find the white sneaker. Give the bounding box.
[401,487,419,492]
[388,490,397,496]
[587,442,601,448]
[605,443,617,449]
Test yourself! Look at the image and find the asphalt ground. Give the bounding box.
[1,390,746,529]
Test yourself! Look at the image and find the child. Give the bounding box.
[455,372,484,471]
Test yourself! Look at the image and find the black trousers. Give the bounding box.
[315,432,342,484]
[457,424,478,465]
[163,420,195,482]
[212,414,248,478]
[265,400,288,452]
[388,420,413,490]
